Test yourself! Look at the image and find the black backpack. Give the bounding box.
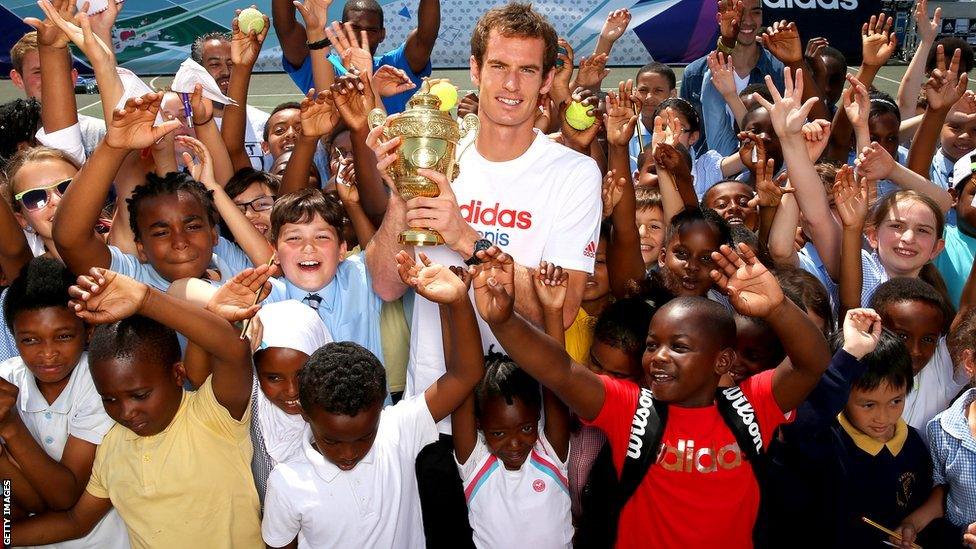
[575,385,767,548]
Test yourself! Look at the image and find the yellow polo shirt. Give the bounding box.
[86,376,262,549]
[565,308,597,364]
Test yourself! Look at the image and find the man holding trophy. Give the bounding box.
[366,3,603,546]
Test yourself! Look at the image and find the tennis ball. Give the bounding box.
[429,81,458,112]
[565,101,596,131]
[238,7,266,35]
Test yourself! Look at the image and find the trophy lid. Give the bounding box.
[383,79,461,141]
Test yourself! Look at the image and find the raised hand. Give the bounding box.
[205,264,276,322]
[366,123,401,191]
[653,142,691,181]
[600,9,632,43]
[458,92,479,118]
[396,252,468,305]
[231,5,270,67]
[602,169,626,218]
[706,51,737,98]
[24,0,75,48]
[603,80,639,146]
[710,243,785,318]
[717,0,744,42]
[293,0,332,38]
[177,135,217,187]
[574,53,610,89]
[551,38,575,105]
[189,83,215,125]
[761,20,803,65]
[805,36,828,59]
[924,45,969,112]
[832,164,871,229]
[914,0,941,46]
[560,88,602,151]
[854,141,896,181]
[326,21,373,76]
[801,119,831,161]
[36,0,113,64]
[68,268,149,325]
[533,261,568,311]
[334,164,360,204]
[85,0,123,46]
[105,92,182,150]
[471,246,516,325]
[756,159,794,207]
[843,74,870,130]
[372,65,416,98]
[329,71,375,132]
[861,12,897,67]
[738,130,765,174]
[300,88,339,138]
[841,307,883,359]
[651,111,682,154]
[754,66,819,139]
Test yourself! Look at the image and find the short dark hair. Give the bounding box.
[636,62,676,90]
[663,296,736,349]
[89,315,182,371]
[870,277,953,335]
[474,346,541,419]
[270,188,346,242]
[0,98,41,169]
[593,298,656,362]
[126,171,217,240]
[831,328,913,393]
[3,257,75,333]
[775,266,834,334]
[926,37,974,75]
[471,3,559,74]
[190,32,230,65]
[298,342,386,416]
[263,102,302,141]
[224,168,281,200]
[869,89,901,122]
[343,0,384,26]
[740,83,773,104]
[664,206,732,249]
[819,45,847,68]
[653,97,700,133]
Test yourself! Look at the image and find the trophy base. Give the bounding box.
[399,229,444,247]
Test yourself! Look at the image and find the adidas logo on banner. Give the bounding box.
[763,0,858,9]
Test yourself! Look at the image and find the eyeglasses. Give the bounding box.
[14,178,71,211]
[235,195,276,215]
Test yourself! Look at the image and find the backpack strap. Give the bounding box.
[714,385,766,481]
[616,387,669,507]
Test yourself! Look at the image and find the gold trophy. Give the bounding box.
[368,79,479,246]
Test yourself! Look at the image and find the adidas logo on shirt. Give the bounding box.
[583,241,597,258]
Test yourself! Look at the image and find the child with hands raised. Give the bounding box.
[471,243,831,548]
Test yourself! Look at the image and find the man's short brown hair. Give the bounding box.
[470,3,558,74]
[10,32,38,75]
[270,188,346,242]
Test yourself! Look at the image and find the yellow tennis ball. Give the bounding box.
[565,101,595,131]
[429,81,458,112]
[238,7,266,35]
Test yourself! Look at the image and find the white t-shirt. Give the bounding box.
[261,395,438,548]
[0,354,128,549]
[903,338,969,438]
[215,105,270,171]
[406,130,603,433]
[459,427,572,549]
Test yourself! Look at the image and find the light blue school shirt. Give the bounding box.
[797,242,839,319]
[283,42,431,115]
[847,145,909,198]
[934,224,976,308]
[627,122,724,198]
[927,388,976,528]
[0,289,16,362]
[265,253,384,364]
[108,236,253,292]
[931,148,956,190]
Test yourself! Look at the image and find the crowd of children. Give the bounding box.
[1,0,976,546]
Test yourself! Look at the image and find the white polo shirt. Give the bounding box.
[459,428,572,549]
[0,354,128,549]
[406,130,603,433]
[261,395,438,548]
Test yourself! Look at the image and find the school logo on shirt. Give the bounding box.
[532,479,546,492]
[583,241,597,258]
[460,200,533,247]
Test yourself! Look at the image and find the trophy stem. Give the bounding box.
[399,228,445,247]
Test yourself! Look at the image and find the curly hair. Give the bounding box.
[593,298,655,362]
[870,277,954,336]
[126,171,217,239]
[3,257,76,333]
[473,346,541,419]
[89,315,182,373]
[0,98,41,170]
[190,31,231,65]
[299,342,386,416]
[663,206,732,249]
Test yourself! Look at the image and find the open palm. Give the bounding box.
[604,85,638,146]
[301,89,339,138]
[206,265,274,322]
[414,263,467,304]
[710,244,784,318]
[106,93,180,150]
[832,165,870,228]
[471,249,516,324]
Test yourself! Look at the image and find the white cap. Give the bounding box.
[954,151,975,191]
[256,300,332,356]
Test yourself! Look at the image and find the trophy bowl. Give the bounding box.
[368,79,479,246]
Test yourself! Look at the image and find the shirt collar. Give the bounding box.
[123,390,189,441]
[837,411,909,456]
[754,49,779,77]
[20,355,87,414]
[302,424,376,483]
[939,388,976,446]
[285,275,340,313]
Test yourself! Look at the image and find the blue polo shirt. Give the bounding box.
[934,223,976,307]
[283,42,431,114]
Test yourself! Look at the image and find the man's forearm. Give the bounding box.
[366,196,411,301]
[350,127,389,224]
